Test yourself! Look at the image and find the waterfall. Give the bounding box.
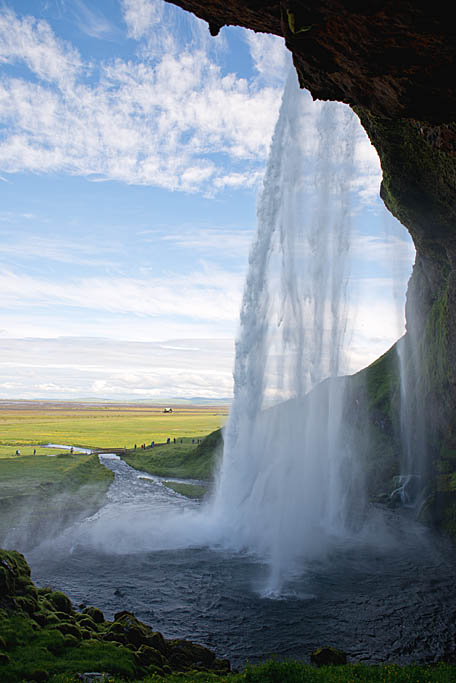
[395,291,428,507]
[209,72,365,593]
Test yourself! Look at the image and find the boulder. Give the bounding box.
[168,639,216,671]
[46,590,73,615]
[106,612,154,649]
[82,606,105,624]
[77,615,99,632]
[134,644,165,668]
[148,631,168,656]
[311,646,347,667]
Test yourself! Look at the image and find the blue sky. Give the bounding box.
[0,0,415,401]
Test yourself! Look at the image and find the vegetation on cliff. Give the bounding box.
[122,429,223,482]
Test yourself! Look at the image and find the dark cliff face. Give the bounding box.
[165,0,456,527]
[166,1,456,121]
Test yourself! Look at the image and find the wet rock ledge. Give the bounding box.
[0,549,229,681]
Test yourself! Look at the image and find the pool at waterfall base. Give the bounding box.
[21,455,456,669]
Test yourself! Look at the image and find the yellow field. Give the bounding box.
[0,401,228,456]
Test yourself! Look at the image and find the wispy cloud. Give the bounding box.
[0,9,82,86]
[0,233,121,267]
[244,31,290,85]
[149,226,254,255]
[0,264,244,322]
[0,211,38,223]
[353,235,415,267]
[122,0,163,39]
[72,0,121,40]
[0,7,385,204]
[0,336,235,399]
[0,8,281,193]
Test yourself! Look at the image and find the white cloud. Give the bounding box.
[72,0,120,40]
[213,170,264,191]
[122,0,163,39]
[350,134,383,204]
[0,8,386,203]
[245,31,290,85]
[0,336,235,400]
[0,9,281,193]
[158,226,254,254]
[0,9,81,86]
[352,233,415,264]
[0,264,244,323]
[0,234,121,267]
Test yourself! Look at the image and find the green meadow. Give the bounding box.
[123,429,223,481]
[0,402,228,454]
[0,402,226,544]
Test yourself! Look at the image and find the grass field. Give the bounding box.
[0,401,226,544]
[0,401,228,454]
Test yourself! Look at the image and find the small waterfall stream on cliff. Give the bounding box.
[209,72,364,594]
[395,305,429,507]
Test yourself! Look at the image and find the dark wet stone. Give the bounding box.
[311,646,347,667]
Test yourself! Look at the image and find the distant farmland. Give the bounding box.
[0,401,228,455]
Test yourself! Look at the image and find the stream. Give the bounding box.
[26,455,456,668]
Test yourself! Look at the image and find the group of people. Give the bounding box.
[132,436,202,450]
[15,446,77,456]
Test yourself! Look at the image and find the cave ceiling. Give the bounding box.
[164,1,456,123]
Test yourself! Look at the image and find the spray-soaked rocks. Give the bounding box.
[0,548,230,681]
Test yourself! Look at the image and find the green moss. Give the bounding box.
[286,10,313,35]
[416,281,450,402]
[362,343,400,416]
[46,592,73,615]
[75,615,97,631]
[82,606,105,624]
[348,343,402,496]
